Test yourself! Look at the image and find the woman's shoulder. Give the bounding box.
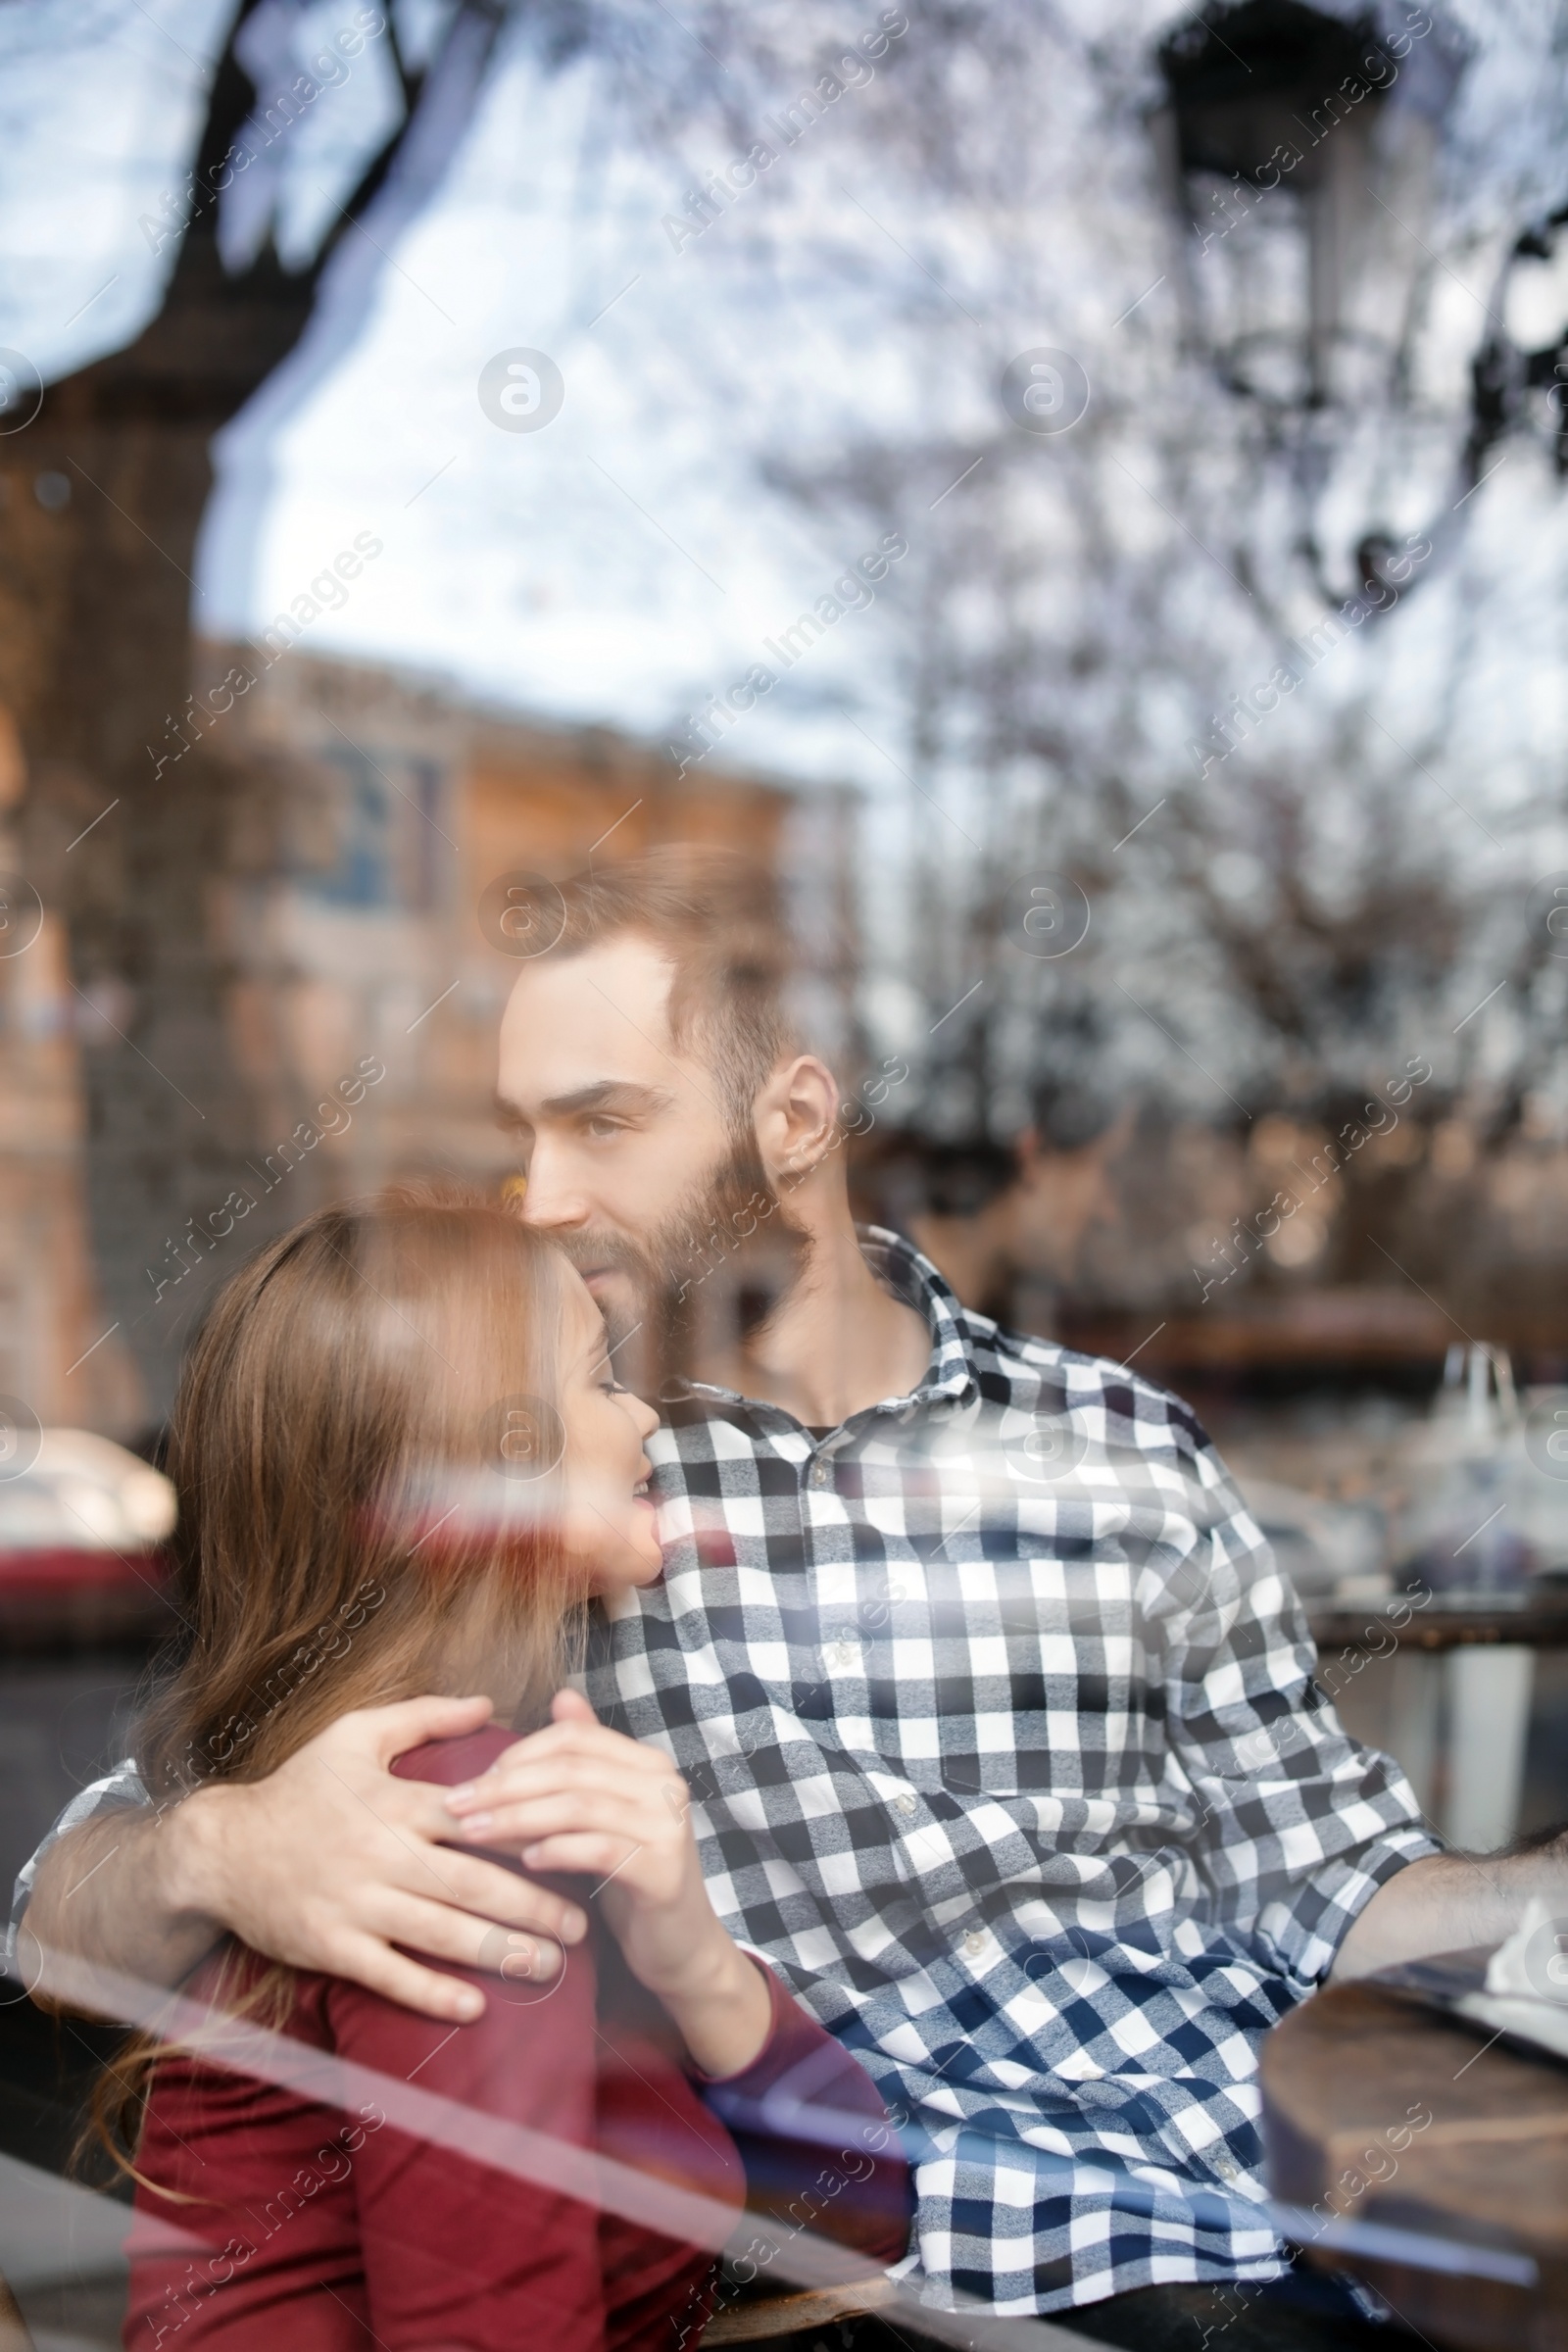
[181,1939,336,2042]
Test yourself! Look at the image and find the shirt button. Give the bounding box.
[895,1794,917,1817]
[809,1460,831,1487]
[963,1929,988,1957]
[1213,2153,1241,2182]
[827,1642,857,1668]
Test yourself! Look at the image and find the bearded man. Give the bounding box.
[16,851,1563,2349]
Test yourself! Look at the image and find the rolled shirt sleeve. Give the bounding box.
[1153,1441,1440,1985]
[6,1758,149,1973]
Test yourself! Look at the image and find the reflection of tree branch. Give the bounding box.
[383,3,422,119]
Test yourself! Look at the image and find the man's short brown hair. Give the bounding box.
[553,846,797,1125]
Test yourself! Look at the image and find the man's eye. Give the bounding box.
[584,1117,624,1139]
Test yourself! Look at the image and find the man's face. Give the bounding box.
[496,935,767,1345]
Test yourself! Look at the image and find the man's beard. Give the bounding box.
[555,1134,809,1389]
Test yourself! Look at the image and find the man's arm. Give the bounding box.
[1152,1430,1443,1983]
[1332,1835,1568,1979]
[19,1696,589,2024]
[1156,1429,1568,1984]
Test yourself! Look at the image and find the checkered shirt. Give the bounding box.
[585,1231,1438,2316]
[12,1231,1437,2318]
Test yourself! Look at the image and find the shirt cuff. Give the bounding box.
[690,1955,825,2089]
[1260,1823,1443,1984]
[7,1761,148,1972]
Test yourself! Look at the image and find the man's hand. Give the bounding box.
[444,1690,771,2074]
[25,1695,588,2024]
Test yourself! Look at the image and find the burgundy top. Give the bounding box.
[122,1727,910,2351]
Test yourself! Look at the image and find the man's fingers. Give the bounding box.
[355,1692,495,1764]
[282,1763,592,1940]
[326,1930,491,2024]
[358,1888,565,1984]
[397,1847,588,1943]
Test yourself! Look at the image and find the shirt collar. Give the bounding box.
[856,1224,977,1406]
[662,1224,979,1426]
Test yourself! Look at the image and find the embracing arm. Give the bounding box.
[445,1690,772,2076]
[20,1697,587,2023]
[443,1695,914,2262]
[23,1797,225,1998]
[1333,1833,1568,1979]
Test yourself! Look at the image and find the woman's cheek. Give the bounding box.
[562,1500,601,1568]
[632,1503,664,1578]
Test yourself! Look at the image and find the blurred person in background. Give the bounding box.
[851,1085,1133,1331]
[19,851,1568,2352]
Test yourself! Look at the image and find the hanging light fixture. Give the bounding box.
[1147,0,1530,610]
[1151,3,1450,407]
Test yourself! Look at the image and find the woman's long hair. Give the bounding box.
[86,1187,582,2180]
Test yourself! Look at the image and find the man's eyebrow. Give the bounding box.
[539,1080,675,1118]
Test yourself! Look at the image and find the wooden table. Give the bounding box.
[1262,1978,1568,2351]
[1306,1589,1568,1654]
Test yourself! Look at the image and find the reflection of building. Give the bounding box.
[208,645,854,1217]
[1,652,854,1435]
[0,709,142,1434]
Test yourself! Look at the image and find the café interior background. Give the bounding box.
[4,0,1568,2138]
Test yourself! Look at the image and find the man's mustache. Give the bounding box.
[553,1229,660,1282]
[544,1143,809,1379]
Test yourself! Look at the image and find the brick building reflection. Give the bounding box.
[0,652,855,1439]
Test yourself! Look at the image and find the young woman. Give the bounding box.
[99,1191,908,2351]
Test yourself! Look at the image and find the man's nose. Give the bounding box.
[514,1146,589,1230]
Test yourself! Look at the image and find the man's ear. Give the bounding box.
[754,1054,842,1186]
